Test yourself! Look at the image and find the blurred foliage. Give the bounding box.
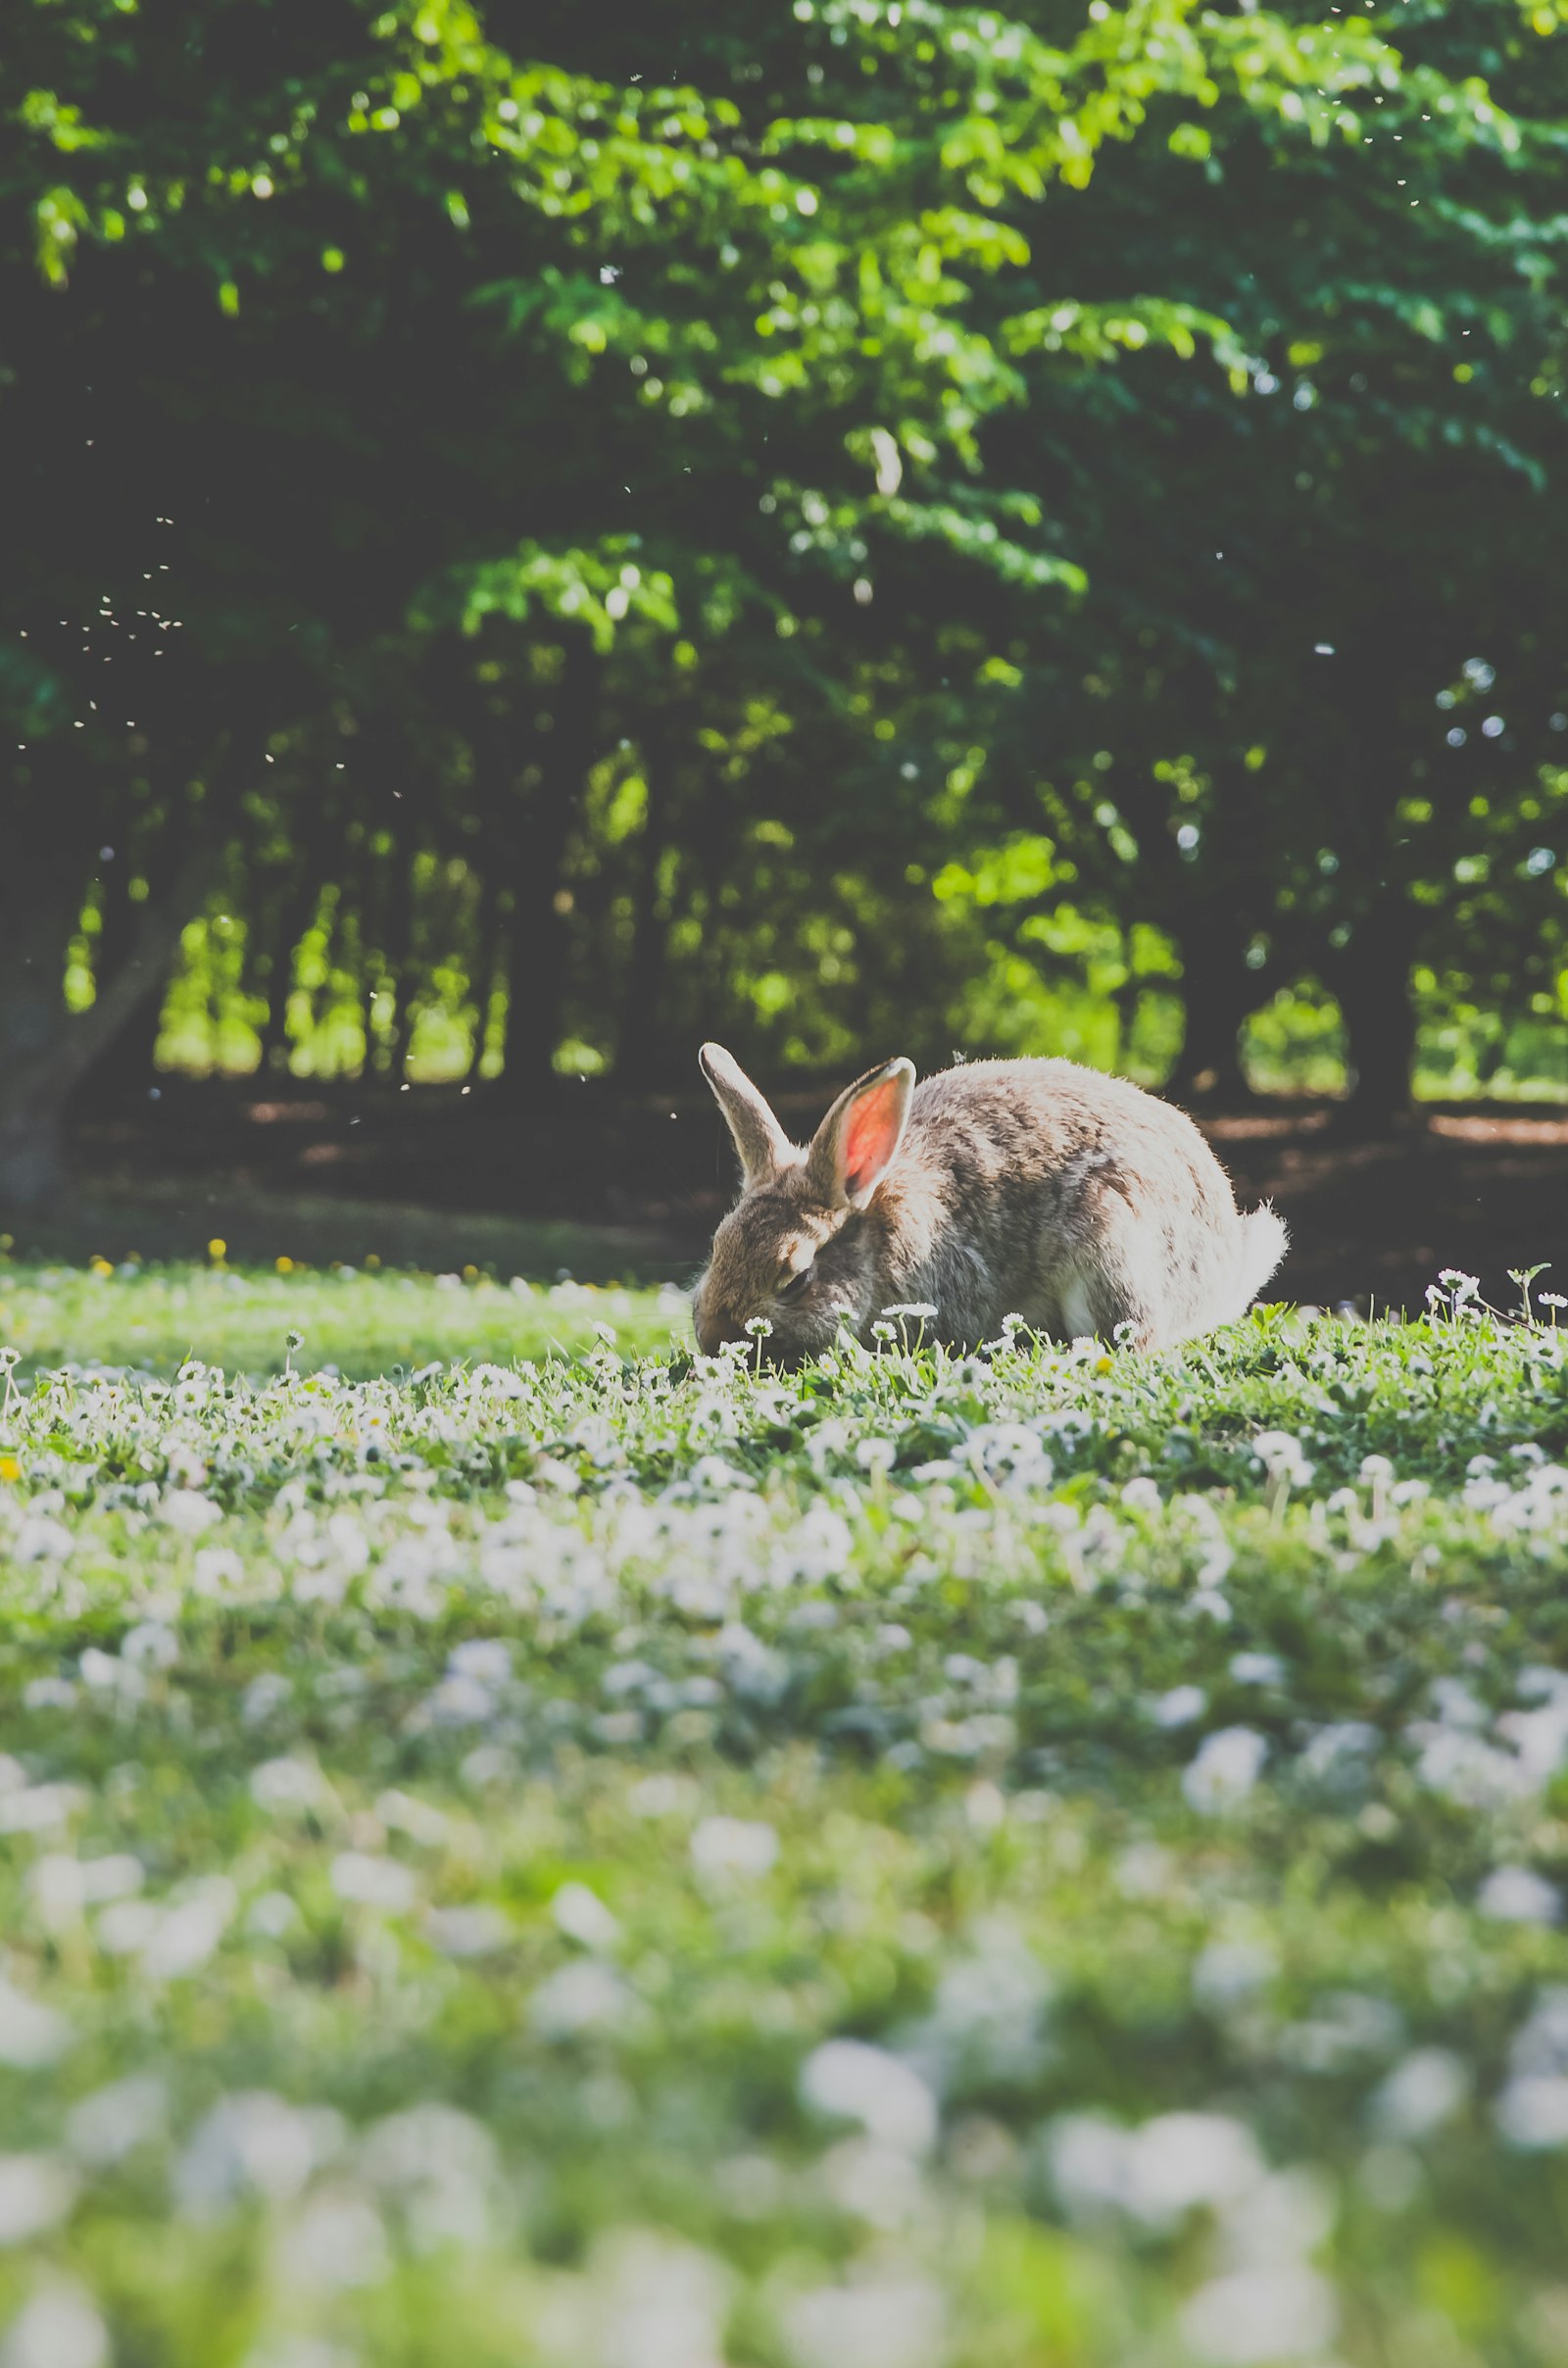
[3,0,1568,1189]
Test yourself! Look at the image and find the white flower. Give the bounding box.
[65,2076,166,2167]
[176,2093,334,2216]
[1179,2264,1338,2362]
[0,2281,109,2368]
[1183,1727,1267,1815]
[1115,1844,1172,1899]
[1297,1722,1379,1790]
[360,2103,498,2249]
[94,1900,161,1957]
[13,1516,72,1563]
[1218,2165,1335,2270]
[330,1853,416,1914]
[277,2193,389,2292]
[1193,1941,1277,2007]
[0,2157,77,2246]
[552,1883,621,1952]
[22,1678,74,1712]
[246,1892,301,1941]
[159,1490,220,1534]
[1495,1988,1568,2146]
[627,1775,697,1820]
[690,1817,778,1883]
[447,1639,513,1688]
[1152,1685,1206,1728]
[1497,2076,1568,2148]
[193,1547,245,1595]
[1129,2113,1264,2222]
[0,1783,84,1836]
[141,1880,235,1979]
[529,1960,635,2039]
[374,1790,448,1847]
[1410,1726,1534,1812]
[562,2231,732,2368]
[425,1904,513,1958]
[1478,1866,1561,1925]
[122,1621,178,1669]
[799,2041,937,2157]
[1250,1431,1313,1487]
[250,1756,332,1814]
[1371,2048,1470,2142]
[29,1852,141,1931]
[1229,1653,1284,1688]
[0,1976,70,2070]
[1048,2110,1263,2224]
[782,2271,946,2368]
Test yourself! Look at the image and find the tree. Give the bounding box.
[948,0,1568,1117]
[7,0,1565,1207]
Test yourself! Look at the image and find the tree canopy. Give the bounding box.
[4,0,1567,1200]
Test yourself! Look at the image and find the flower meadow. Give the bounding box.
[3,1267,1568,2364]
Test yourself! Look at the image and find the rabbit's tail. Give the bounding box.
[1233,1203,1289,1312]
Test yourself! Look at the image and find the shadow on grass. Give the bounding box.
[1,1177,695,1289]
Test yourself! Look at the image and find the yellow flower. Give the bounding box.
[89,1256,113,1278]
[208,1238,227,1262]
[1095,1354,1114,1374]
[0,1456,20,1485]
[275,1256,294,1274]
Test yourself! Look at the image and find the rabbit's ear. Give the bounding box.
[806,1058,915,1209]
[700,1043,793,1186]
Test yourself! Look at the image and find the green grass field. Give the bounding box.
[0,1259,688,1379]
[2,1260,1568,2365]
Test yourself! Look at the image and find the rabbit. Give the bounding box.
[692,1042,1287,1360]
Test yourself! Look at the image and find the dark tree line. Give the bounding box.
[4,0,1568,1207]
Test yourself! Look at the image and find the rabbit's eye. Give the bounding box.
[776,1265,813,1300]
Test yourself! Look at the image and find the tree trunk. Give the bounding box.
[382,847,420,1080]
[71,970,169,1110]
[0,865,84,1209]
[71,837,184,1115]
[1170,914,1261,1105]
[497,627,599,1096]
[0,843,219,1210]
[1329,899,1419,1131]
[465,866,501,1083]
[255,862,327,1075]
[615,731,674,1089]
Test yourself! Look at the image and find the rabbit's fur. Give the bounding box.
[693,1043,1287,1359]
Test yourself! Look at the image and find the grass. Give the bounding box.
[0,1259,687,1378]
[1,1183,691,1285]
[1,1261,1567,2363]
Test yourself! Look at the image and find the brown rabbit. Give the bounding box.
[692,1044,1287,1360]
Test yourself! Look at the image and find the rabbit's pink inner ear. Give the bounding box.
[841,1075,907,1200]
